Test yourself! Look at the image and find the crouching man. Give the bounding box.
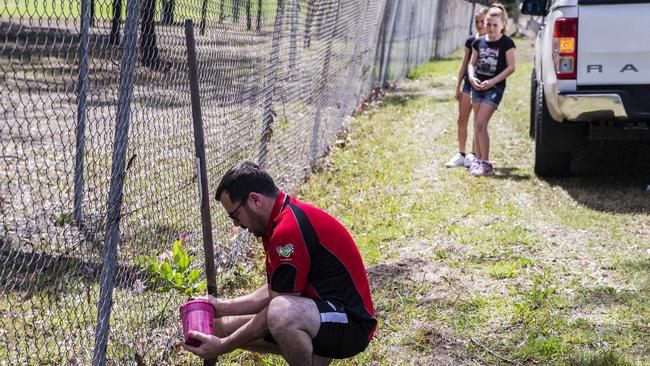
[183,162,376,365]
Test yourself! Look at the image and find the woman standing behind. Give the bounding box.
[467,3,516,176]
[445,8,489,168]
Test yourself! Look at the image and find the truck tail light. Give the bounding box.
[553,18,578,80]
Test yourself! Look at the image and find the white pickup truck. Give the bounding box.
[522,0,650,176]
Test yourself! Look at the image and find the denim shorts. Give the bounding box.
[461,76,471,94]
[470,85,505,108]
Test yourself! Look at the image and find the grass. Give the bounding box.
[3,34,649,364]
[283,36,649,365]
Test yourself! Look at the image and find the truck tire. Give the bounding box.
[529,69,537,139]
[534,83,572,177]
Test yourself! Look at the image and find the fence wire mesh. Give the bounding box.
[1,0,475,364]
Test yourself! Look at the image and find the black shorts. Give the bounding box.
[264,299,372,359]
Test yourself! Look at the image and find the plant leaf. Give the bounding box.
[173,273,183,287]
[156,285,171,293]
[177,254,190,273]
[160,261,173,281]
[133,255,151,267]
[173,240,182,264]
[147,262,159,275]
[195,280,207,294]
[186,269,200,284]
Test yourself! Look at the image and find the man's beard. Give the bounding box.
[244,206,266,238]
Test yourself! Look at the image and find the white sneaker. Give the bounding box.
[469,159,481,173]
[445,153,466,168]
[464,153,476,168]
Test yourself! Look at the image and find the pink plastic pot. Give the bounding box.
[179,299,214,347]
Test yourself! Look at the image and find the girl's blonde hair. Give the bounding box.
[475,7,489,19]
[488,3,508,34]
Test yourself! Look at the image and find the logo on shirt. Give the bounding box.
[477,46,499,77]
[276,244,295,258]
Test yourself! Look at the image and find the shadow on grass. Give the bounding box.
[381,94,422,107]
[0,223,182,299]
[381,93,454,108]
[568,350,634,366]
[492,167,533,182]
[543,141,650,214]
[576,286,637,307]
[617,258,650,299]
[572,258,650,359]
[0,248,148,298]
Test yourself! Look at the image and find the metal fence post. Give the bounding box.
[258,0,284,168]
[91,0,141,362]
[434,0,446,59]
[184,19,219,366]
[310,0,341,165]
[380,0,400,87]
[288,0,299,77]
[257,0,262,31]
[73,0,92,223]
[246,0,252,30]
[405,4,416,74]
[109,0,122,45]
[347,0,371,103]
[200,0,208,34]
[233,0,241,23]
[304,0,316,48]
[469,0,477,35]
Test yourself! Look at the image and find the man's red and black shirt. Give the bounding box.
[262,192,377,342]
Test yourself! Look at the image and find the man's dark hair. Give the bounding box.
[215,162,279,203]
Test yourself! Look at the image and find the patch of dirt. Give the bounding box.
[407,323,475,365]
[366,239,477,363]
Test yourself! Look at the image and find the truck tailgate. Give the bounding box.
[577,2,650,85]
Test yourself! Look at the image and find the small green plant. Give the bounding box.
[137,237,207,297]
[53,213,73,226]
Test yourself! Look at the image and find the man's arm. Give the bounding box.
[208,283,271,317]
[183,306,271,359]
[184,289,300,359]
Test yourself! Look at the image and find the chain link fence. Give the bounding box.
[1,0,475,364]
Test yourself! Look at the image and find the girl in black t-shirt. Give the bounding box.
[467,3,516,176]
[445,8,488,169]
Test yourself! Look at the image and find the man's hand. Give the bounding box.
[194,295,227,317]
[182,331,232,359]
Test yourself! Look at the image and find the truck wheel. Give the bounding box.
[534,83,572,177]
[529,69,537,139]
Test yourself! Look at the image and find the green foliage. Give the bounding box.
[136,239,207,298]
[53,213,73,226]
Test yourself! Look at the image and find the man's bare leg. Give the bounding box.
[313,355,332,366]
[214,298,330,365]
[213,314,282,354]
[267,295,322,366]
